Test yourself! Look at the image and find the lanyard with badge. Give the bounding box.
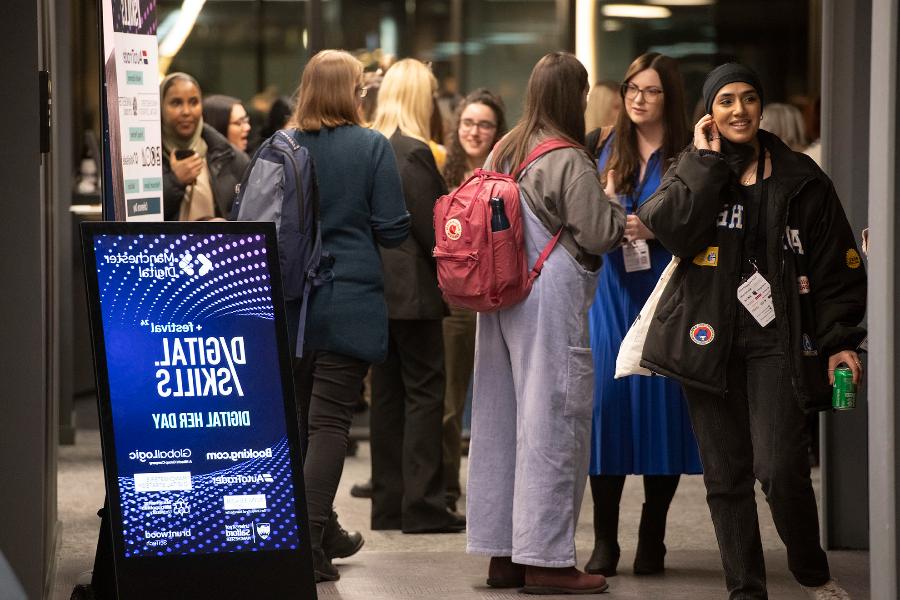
[736,142,775,326]
[621,156,656,273]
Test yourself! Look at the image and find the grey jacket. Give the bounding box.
[492,141,625,270]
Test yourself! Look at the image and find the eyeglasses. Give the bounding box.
[621,83,664,103]
[460,119,497,132]
[229,116,251,126]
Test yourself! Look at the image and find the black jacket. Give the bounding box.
[380,131,448,320]
[162,124,250,220]
[636,131,866,412]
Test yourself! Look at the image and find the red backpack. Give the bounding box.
[432,139,578,312]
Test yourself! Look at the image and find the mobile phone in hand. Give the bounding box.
[175,149,196,160]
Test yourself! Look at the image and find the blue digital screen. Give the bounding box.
[92,232,301,558]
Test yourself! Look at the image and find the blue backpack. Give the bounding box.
[230,129,332,355]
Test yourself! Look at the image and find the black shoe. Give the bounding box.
[585,540,620,577]
[313,547,340,583]
[586,475,624,577]
[403,509,466,534]
[322,510,364,560]
[633,503,667,575]
[349,479,372,499]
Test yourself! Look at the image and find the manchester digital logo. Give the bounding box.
[102,249,213,280]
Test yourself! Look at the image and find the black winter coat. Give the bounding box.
[162,124,250,220]
[636,131,866,412]
[380,131,448,320]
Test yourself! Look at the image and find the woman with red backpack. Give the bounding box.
[465,52,625,595]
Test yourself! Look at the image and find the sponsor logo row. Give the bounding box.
[143,522,273,547]
[127,446,272,465]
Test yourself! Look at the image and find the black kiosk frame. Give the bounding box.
[81,221,316,599]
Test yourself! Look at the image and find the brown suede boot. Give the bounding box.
[486,556,526,588]
[521,565,609,595]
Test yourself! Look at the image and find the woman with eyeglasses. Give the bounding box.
[467,52,624,594]
[440,88,507,514]
[636,63,865,600]
[584,52,701,579]
[202,94,252,154]
[367,59,467,534]
[285,49,410,582]
[160,73,249,220]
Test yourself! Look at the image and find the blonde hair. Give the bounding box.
[584,81,621,131]
[372,59,437,143]
[763,102,807,151]
[289,50,363,131]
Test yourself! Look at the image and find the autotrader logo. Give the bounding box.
[213,473,275,485]
[129,448,192,463]
[206,448,273,462]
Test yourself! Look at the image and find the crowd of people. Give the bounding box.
[160,48,866,599]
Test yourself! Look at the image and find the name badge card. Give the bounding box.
[737,271,776,327]
[623,239,652,272]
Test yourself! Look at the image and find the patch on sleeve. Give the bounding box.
[846,248,861,269]
[692,246,719,267]
[797,275,810,294]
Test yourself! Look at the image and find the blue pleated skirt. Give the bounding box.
[588,240,703,475]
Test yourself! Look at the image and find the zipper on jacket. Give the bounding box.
[778,176,815,401]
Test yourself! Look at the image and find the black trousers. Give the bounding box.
[293,350,369,548]
[682,309,830,599]
[370,318,449,531]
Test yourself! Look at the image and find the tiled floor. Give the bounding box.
[54,408,869,599]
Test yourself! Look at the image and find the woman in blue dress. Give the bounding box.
[586,53,702,577]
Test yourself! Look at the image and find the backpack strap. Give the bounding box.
[512,138,581,277]
[512,138,580,179]
[527,227,564,282]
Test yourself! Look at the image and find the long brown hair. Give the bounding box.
[443,88,507,188]
[492,52,588,172]
[604,53,689,196]
[288,50,363,131]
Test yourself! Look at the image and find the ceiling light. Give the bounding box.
[602,4,672,19]
[651,0,716,6]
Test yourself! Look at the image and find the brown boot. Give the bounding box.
[486,556,526,588]
[521,565,609,595]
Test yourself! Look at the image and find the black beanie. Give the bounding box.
[702,63,764,114]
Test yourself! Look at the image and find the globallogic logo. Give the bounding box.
[213,473,275,485]
[103,249,213,280]
[129,448,192,463]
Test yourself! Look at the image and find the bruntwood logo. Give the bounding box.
[206,448,273,462]
[213,473,274,485]
[144,528,191,540]
[129,448,192,463]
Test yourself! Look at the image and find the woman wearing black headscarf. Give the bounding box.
[160,73,248,220]
[636,63,865,600]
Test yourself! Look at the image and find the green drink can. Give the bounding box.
[832,366,857,411]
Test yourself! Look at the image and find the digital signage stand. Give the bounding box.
[81,221,316,599]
